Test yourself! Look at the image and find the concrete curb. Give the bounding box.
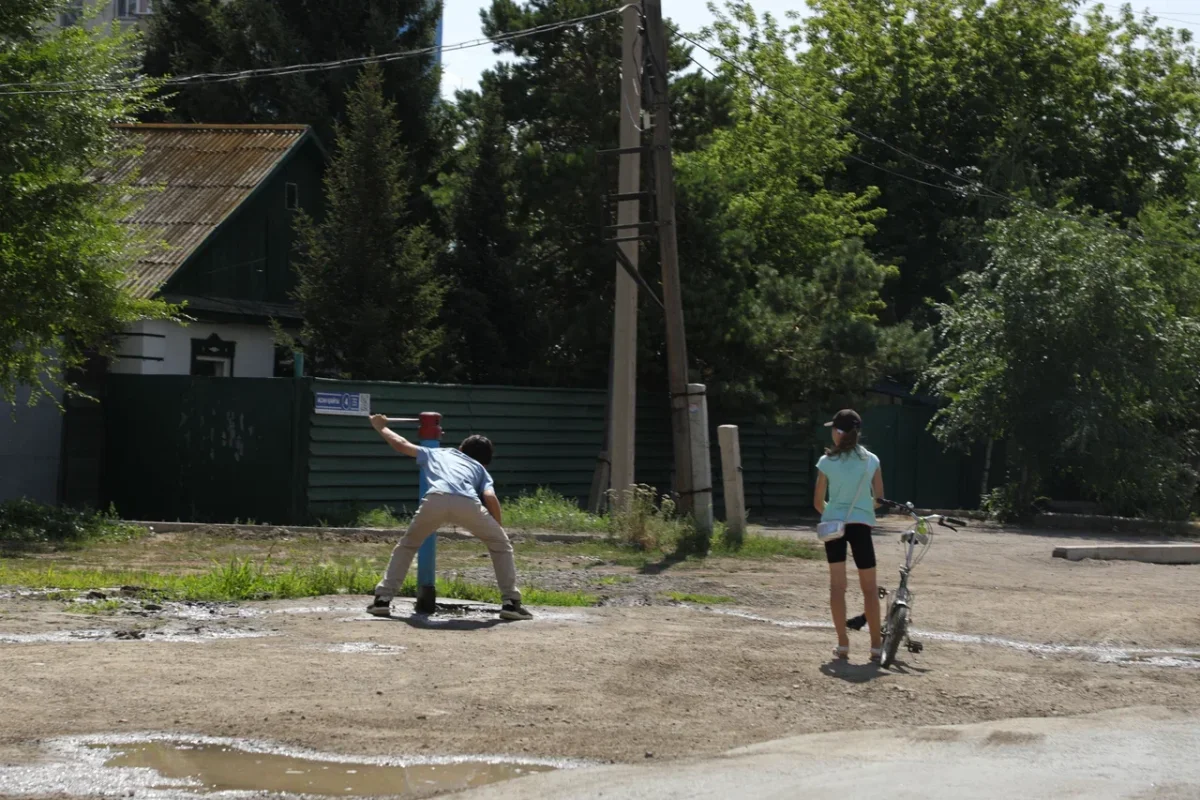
[126,521,606,544]
[1052,544,1200,565]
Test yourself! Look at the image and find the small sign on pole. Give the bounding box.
[314,392,371,417]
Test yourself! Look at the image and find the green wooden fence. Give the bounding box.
[98,376,984,525]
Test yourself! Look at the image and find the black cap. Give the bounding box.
[824,409,862,432]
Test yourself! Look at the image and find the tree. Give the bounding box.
[144,0,444,194]
[672,3,928,413]
[923,209,1200,519]
[0,0,172,405]
[292,64,444,381]
[475,0,734,390]
[430,90,538,385]
[801,0,1200,320]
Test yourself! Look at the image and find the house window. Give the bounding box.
[113,0,151,18]
[191,334,236,377]
[285,183,299,210]
[59,0,83,25]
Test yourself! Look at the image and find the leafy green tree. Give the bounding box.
[0,0,172,405]
[292,64,444,381]
[924,209,1200,519]
[801,0,1200,320]
[673,3,928,413]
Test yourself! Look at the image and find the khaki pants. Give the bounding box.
[375,493,520,604]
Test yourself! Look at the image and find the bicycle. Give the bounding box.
[847,500,967,669]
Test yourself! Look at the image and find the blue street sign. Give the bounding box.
[314,392,371,416]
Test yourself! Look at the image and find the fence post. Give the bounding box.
[415,411,443,614]
[688,384,713,536]
[718,425,746,541]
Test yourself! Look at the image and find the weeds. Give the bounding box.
[710,530,822,560]
[665,592,735,604]
[0,499,144,552]
[504,488,608,533]
[0,559,596,607]
[596,575,635,586]
[353,506,407,529]
[607,485,693,552]
[65,598,125,615]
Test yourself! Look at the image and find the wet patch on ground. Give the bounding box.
[694,606,1200,670]
[0,734,583,799]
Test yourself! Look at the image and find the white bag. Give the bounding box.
[816,458,872,543]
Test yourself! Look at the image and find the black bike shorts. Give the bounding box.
[823,523,877,570]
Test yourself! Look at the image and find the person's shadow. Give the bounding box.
[363,612,507,631]
[819,659,883,683]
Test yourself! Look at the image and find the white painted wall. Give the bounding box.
[111,319,277,378]
[0,386,64,504]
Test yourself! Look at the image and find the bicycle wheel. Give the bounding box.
[880,605,908,669]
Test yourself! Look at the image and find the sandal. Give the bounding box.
[833,645,850,660]
[869,647,882,662]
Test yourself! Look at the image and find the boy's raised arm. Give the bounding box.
[370,414,420,458]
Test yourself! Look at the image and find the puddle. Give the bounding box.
[0,735,579,799]
[698,607,1200,670]
[100,741,554,797]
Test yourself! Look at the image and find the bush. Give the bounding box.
[607,485,693,552]
[0,499,142,550]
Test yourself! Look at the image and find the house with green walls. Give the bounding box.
[102,123,326,378]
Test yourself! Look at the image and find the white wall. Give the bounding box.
[0,386,64,504]
[111,319,277,378]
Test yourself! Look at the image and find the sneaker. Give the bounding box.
[499,602,533,621]
[367,595,393,617]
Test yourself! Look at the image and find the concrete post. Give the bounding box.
[687,384,713,535]
[414,411,443,614]
[718,425,746,540]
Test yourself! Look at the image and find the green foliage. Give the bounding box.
[0,558,597,606]
[503,488,609,533]
[800,0,1200,319]
[144,0,442,160]
[293,64,445,380]
[0,499,144,551]
[430,90,535,384]
[710,530,822,560]
[665,591,735,604]
[676,4,929,413]
[606,485,695,552]
[65,598,125,615]
[924,209,1200,518]
[0,0,173,404]
[352,506,406,529]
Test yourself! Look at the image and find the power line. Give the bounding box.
[675,27,1200,254]
[0,5,632,97]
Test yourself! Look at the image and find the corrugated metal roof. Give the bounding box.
[99,124,311,299]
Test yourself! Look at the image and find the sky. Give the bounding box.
[438,0,1200,98]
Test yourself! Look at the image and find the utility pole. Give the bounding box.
[608,2,643,510]
[643,0,699,518]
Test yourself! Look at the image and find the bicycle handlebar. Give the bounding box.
[879,499,968,530]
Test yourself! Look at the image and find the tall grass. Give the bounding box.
[0,559,596,606]
[504,488,608,533]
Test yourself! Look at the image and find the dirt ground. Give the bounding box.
[1,520,1198,798]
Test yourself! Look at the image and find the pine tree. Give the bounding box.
[434,90,534,384]
[293,64,444,381]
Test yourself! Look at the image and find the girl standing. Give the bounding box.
[813,409,884,661]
